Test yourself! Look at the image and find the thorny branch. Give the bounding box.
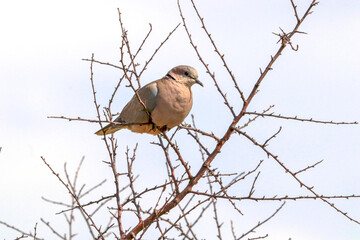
[238,202,286,240]
[161,132,193,179]
[234,129,360,224]
[190,193,360,202]
[189,0,246,103]
[177,0,236,118]
[123,0,359,238]
[245,111,358,125]
[40,157,105,239]
[0,220,44,240]
[126,144,143,221]
[18,0,357,239]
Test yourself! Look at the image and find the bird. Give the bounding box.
[95,65,203,136]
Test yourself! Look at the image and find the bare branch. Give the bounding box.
[294,159,324,176]
[0,220,44,240]
[234,129,360,224]
[191,193,360,202]
[81,58,129,72]
[180,123,220,142]
[161,132,193,179]
[290,0,301,22]
[245,112,358,125]
[189,0,246,103]
[262,127,282,147]
[158,136,180,194]
[126,144,143,222]
[238,202,285,239]
[40,157,105,239]
[40,219,65,240]
[248,171,261,198]
[177,0,236,118]
[138,23,181,78]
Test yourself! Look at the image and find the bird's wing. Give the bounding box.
[95,81,159,135]
[118,81,159,124]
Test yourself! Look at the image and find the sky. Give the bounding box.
[0,0,360,239]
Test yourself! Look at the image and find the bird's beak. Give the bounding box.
[195,79,203,87]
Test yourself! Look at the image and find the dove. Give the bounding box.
[95,65,202,135]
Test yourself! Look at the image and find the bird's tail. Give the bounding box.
[94,124,126,136]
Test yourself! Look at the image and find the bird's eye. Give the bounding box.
[184,71,189,76]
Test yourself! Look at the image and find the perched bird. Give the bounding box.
[95,65,202,136]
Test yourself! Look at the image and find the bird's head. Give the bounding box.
[167,65,203,87]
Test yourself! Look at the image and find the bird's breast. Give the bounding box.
[151,80,193,128]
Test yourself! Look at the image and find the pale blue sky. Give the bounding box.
[0,0,359,239]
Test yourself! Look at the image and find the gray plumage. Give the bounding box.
[95,65,202,135]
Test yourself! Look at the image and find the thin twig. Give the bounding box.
[40,219,66,240]
[245,112,358,125]
[178,0,236,118]
[138,23,181,78]
[40,157,105,239]
[235,129,360,224]
[189,0,246,103]
[126,144,143,222]
[238,203,285,240]
[161,132,193,179]
[294,159,324,175]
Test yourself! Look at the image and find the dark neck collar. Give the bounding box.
[166,73,176,80]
